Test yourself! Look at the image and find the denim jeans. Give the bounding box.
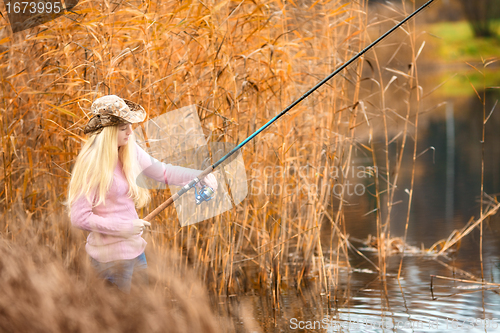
[90,252,148,293]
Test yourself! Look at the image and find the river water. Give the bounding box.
[223,63,500,331]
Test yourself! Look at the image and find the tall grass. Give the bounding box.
[0,207,242,332]
[0,0,436,324]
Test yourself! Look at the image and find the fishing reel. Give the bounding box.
[195,185,215,205]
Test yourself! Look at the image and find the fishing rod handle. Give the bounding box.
[143,165,214,222]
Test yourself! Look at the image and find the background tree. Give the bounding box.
[457,0,498,37]
[374,0,498,37]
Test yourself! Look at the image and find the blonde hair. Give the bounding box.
[66,125,150,214]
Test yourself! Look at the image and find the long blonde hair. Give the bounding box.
[66,125,151,214]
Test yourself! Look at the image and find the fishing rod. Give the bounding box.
[143,0,437,222]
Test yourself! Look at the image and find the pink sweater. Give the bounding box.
[70,142,200,263]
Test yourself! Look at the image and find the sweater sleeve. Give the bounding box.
[135,142,201,186]
[70,193,134,237]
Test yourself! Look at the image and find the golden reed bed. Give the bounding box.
[0,0,459,329]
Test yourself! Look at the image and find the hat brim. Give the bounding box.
[84,114,127,135]
[122,99,146,123]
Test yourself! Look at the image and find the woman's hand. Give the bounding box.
[200,173,218,191]
[129,219,151,236]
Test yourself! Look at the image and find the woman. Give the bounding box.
[67,95,217,293]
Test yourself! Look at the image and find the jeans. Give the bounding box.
[90,252,148,293]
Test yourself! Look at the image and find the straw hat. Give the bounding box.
[84,95,146,135]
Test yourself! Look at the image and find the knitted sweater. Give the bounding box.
[70,142,200,263]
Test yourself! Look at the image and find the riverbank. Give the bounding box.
[423,20,500,97]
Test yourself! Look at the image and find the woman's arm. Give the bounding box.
[70,194,135,237]
[135,142,204,186]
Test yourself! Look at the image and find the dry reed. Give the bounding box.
[0,209,227,332]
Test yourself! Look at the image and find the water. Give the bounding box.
[230,82,500,331]
[245,254,500,332]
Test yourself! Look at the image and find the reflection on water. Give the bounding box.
[244,255,500,332]
[231,89,500,332]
